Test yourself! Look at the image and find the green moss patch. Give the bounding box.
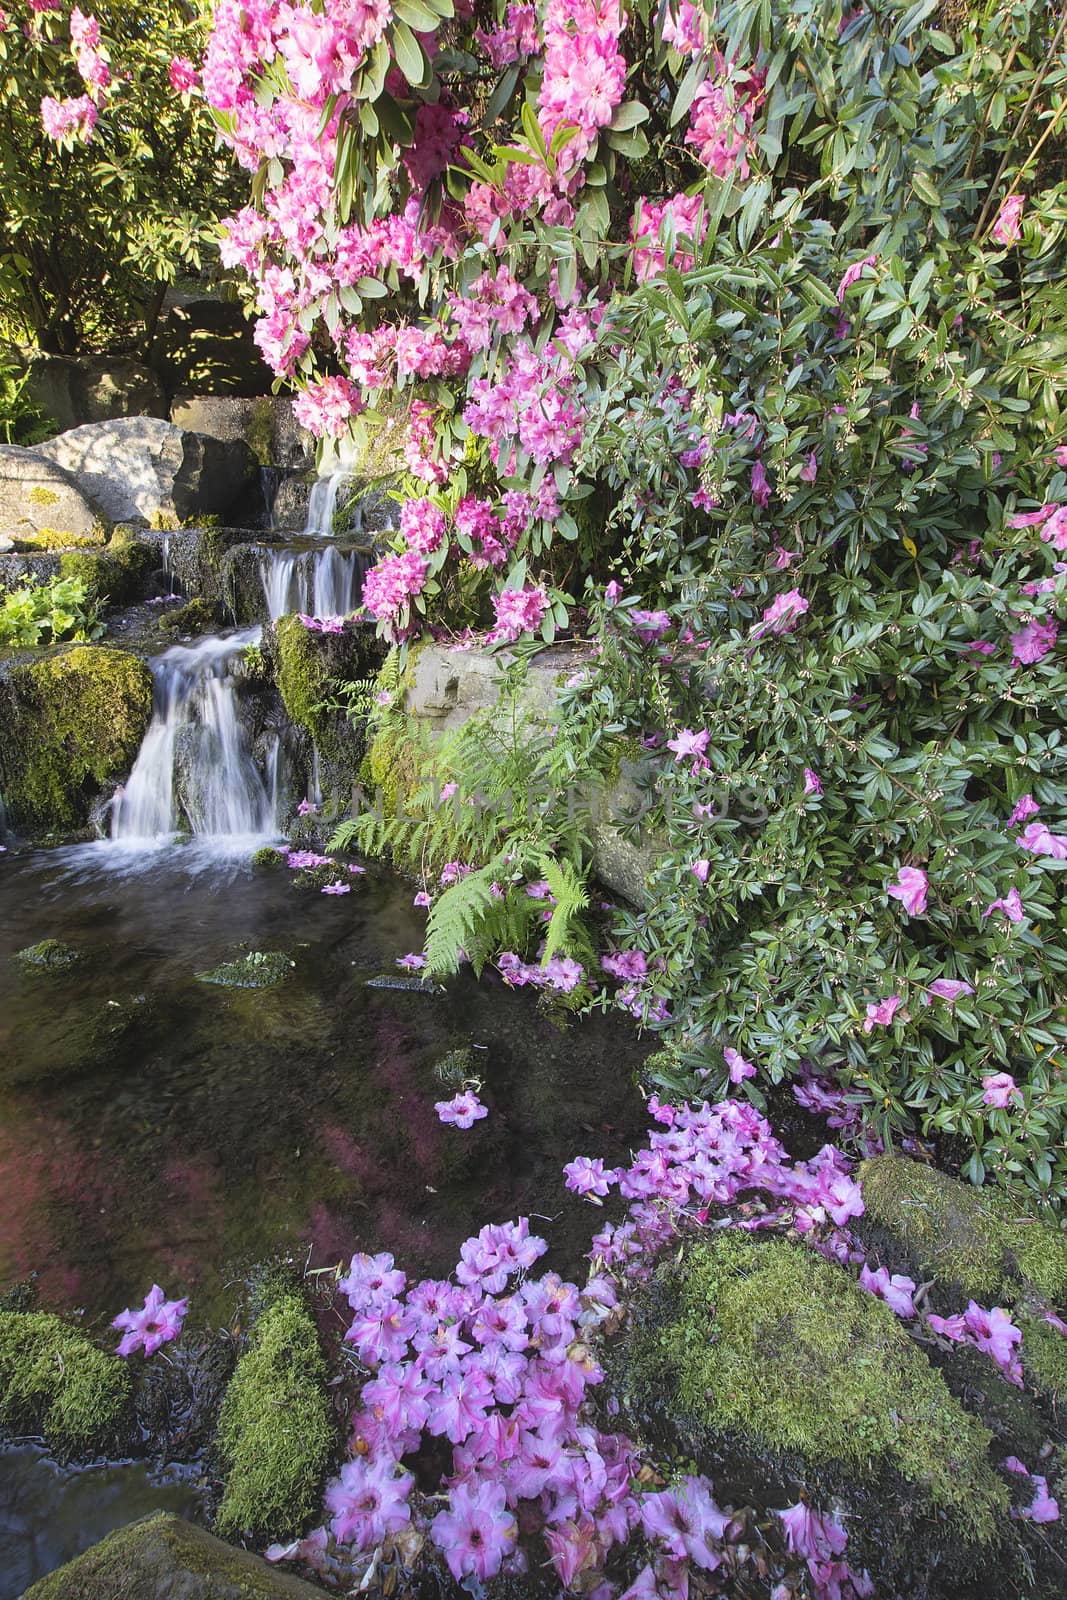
[158,597,217,637]
[215,1287,334,1543]
[13,938,81,971]
[59,537,155,606]
[196,951,294,989]
[272,613,335,748]
[0,1310,131,1455]
[0,646,153,827]
[636,1233,1006,1540]
[250,845,285,870]
[860,1153,1067,1303]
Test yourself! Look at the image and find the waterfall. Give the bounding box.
[259,544,368,622]
[110,629,276,846]
[304,471,353,536]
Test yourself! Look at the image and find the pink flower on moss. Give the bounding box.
[435,1091,488,1128]
[112,1284,188,1357]
[982,1072,1018,1108]
[859,1263,916,1318]
[887,865,928,916]
[863,995,901,1032]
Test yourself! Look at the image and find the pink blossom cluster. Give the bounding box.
[398,496,447,555]
[498,951,585,993]
[70,6,110,99]
[659,1,706,56]
[686,62,765,179]
[361,550,429,632]
[778,1501,873,1600]
[291,376,363,439]
[487,584,549,643]
[465,339,585,469]
[537,0,627,174]
[475,2,539,69]
[41,93,97,142]
[631,195,708,284]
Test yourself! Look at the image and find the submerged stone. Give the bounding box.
[618,1234,1007,1545]
[215,1286,334,1544]
[13,938,81,971]
[20,1511,324,1599]
[0,1310,131,1457]
[365,973,443,993]
[432,1046,474,1086]
[196,951,295,989]
[250,845,286,870]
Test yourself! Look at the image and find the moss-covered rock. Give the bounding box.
[0,1310,131,1455]
[215,1286,334,1543]
[59,534,155,606]
[158,597,217,637]
[0,646,153,827]
[272,613,336,749]
[250,845,285,870]
[13,937,81,971]
[1020,1311,1067,1401]
[20,1511,326,1599]
[621,1234,1007,1542]
[197,950,294,989]
[860,1153,1067,1303]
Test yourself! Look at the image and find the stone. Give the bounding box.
[169,395,309,470]
[19,1511,325,1599]
[0,444,102,540]
[35,419,256,526]
[196,951,295,989]
[22,352,168,434]
[0,535,12,553]
[155,293,267,397]
[13,939,81,971]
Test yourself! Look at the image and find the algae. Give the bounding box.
[627,1233,1007,1540]
[0,646,153,827]
[196,951,294,989]
[215,1286,334,1543]
[0,1310,131,1455]
[860,1153,1067,1303]
[13,938,81,971]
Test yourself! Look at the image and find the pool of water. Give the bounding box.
[0,842,650,1332]
[0,1444,200,1600]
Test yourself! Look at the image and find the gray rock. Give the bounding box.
[270,474,313,531]
[22,352,168,434]
[0,535,13,553]
[0,444,102,539]
[170,395,309,470]
[365,974,443,993]
[19,1510,325,1599]
[35,419,256,526]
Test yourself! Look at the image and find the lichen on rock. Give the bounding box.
[214,1284,334,1543]
[0,1309,131,1456]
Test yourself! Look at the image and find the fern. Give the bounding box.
[538,854,591,967]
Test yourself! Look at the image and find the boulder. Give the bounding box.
[19,1511,325,1599]
[155,293,267,397]
[0,445,102,540]
[34,419,256,526]
[169,395,309,470]
[22,352,168,434]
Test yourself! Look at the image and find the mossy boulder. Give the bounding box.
[158,596,217,637]
[197,950,294,989]
[13,937,81,971]
[619,1234,1007,1545]
[59,535,155,606]
[272,613,336,748]
[215,1286,334,1543]
[0,646,153,827]
[20,1511,326,1599]
[0,1310,131,1455]
[860,1153,1067,1304]
[250,845,285,870]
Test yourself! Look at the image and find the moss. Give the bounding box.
[197,951,294,989]
[251,845,285,870]
[433,1046,474,1087]
[158,597,216,637]
[13,937,81,970]
[246,398,275,467]
[13,526,107,552]
[0,1310,131,1454]
[860,1153,1067,1303]
[59,537,155,606]
[361,718,423,825]
[1021,1314,1067,1401]
[215,1286,334,1543]
[273,613,335,748]
[20,1511,323,1599]
[0,646,153,827]
[634,1233,1006,1540]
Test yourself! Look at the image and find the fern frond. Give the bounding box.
[538,853,591,966]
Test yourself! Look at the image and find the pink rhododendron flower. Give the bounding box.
[984,887,1025,923]
[1011,617,1057,665]
[413,891,432,908]
[431,1479,518,1580]
[362,551,428,628]
[1017,821,1067,859]
[691,859,710,884]
[751,458,772,508]
[632,609,672,642]
[982,1072,1018,1108]
[169,56,197,93]
[1007,794,1040,826]
[666,727,710,762]
[991,194,1026,245]
[325,1456,414,1549]
[640,1475,729,1569]
[564,1156,617,1199]
[112,1284,188,1357]
[724,1047,756,1085]
[836,254,877,301]
[322,882,351,895]
[396,952,427,970]
[751,589,809,637]
[778,1502,848,1561]
[436,1091,489,1128]
[863,995,901,1032]
[859,1263,916,1318]
[602,950,647,981]
[487,584,548,643]
[803,768,823,795]
[964,1300,1022,1377]
[926,978,974,1003]
[41,93,97,142]
[292,376,363,439]
[800,451,819,482]
[887,865,928,916]
[399,496,447,555]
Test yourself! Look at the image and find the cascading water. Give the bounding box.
[303,470,356,536]
[110,629,276,847]
[259,543,368,622]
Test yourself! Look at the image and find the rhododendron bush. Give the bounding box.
[186,0,1067,1202]
[4,2,241,351]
